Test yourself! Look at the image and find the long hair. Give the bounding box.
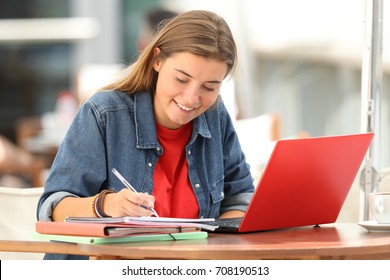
[102,10,237,95]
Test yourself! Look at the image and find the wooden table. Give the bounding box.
[1,223,390,260]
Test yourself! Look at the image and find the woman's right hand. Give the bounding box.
[103,189,156,217]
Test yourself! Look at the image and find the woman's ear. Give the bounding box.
[153,47,161,57]
[153,47,162,72]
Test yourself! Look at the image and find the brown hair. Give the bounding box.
[102,10,237,94]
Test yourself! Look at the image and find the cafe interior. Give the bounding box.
[1,0,390,259]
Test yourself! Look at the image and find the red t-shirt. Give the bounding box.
[153,122,199,218]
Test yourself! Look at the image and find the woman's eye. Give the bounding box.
[176,77,187,84]
[203,85,215,92]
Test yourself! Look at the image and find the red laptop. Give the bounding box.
[214,132,374,232]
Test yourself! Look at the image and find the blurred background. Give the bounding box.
[0,0,389,188]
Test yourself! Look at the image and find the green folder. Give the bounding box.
[32,231,208,244]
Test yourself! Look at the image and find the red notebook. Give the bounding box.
[36,221,199,237]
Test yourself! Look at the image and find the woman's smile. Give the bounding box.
[174,99,197,112]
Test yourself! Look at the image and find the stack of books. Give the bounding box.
[34,216,218,244]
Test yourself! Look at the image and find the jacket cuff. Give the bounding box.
[38,191,78,221]
[220,192,253,214]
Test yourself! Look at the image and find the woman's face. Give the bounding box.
[153,51,227,129]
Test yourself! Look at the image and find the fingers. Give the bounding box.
[132,192,155,209]
[142,192,155,209]
[113,189,156,217]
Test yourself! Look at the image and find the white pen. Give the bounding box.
[112,168,159,217]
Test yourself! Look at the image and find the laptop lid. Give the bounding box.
[238,132,374,232]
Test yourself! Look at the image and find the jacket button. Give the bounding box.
[156,147,160,151]
[188,150,191,155]
[148,163,152,167]
[195,183,200,189]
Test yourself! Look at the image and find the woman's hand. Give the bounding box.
[219,210,245,219]
[103,189,156,217]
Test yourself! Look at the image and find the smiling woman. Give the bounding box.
[152,51,227,129]
[37,10,254,260]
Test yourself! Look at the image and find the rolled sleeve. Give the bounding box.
[220,191,253,214]
[38,191,79,221]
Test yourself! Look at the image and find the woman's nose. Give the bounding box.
[183,86,200,105]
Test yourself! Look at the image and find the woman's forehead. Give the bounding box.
[164,52,228,81]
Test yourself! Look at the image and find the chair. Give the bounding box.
[234,113,281,183]
[0,186,44,259]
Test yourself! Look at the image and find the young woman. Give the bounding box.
[37,10,254,259]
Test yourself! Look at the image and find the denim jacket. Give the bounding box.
[37,90,254,222]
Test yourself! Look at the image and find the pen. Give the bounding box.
[112,168,159,217]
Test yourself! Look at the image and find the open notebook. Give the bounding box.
[211,132,374,232]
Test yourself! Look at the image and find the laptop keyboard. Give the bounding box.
[204,217,243,232]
